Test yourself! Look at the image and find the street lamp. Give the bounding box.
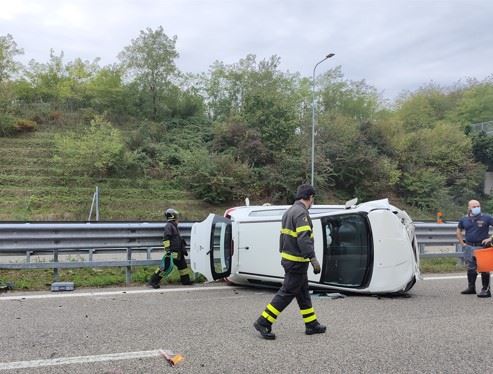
[311,53,335,187]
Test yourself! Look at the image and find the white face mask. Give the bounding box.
[471,207,481,216]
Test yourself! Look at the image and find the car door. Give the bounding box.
[236,220,284,278]
[190,214,232,281]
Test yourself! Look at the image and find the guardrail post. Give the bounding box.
[125,248,132,285]
[26,251,31,263]
[88,249,94,262]
[53,249,59,282]
[146,247,152,260]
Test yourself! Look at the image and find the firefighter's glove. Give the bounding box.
[310,257,321,274]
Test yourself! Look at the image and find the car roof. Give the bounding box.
[225,199,401,222]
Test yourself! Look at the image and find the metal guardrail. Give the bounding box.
[0,222,193,284]
[0,221,463,283]
[414,222,462,257]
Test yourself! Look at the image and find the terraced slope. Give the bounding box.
[0,123,220,221]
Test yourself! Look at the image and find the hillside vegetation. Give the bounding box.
[0,118,226,221]
[2,30,493,221]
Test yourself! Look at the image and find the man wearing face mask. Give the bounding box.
[456,200,493,297]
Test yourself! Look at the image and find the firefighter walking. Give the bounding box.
[254,184,326,340]
[148,208,193,288]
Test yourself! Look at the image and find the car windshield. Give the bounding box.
[320,213,373,288]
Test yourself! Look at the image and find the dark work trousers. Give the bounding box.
[463,244,490,289]
[258,260,318,327]
[173,252,192,285]
[272,261,311,310]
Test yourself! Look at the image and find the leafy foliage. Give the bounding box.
[0,113,16,136]
[472,132,493,170]
[2,30,493,218]
[181,149,253,203]
[53,116,139,177]
[0,33,23,83]
[118,26,179,120]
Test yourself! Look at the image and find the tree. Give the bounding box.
[0,34,23,83]
[23,49,68,103]
[86,65,128,116]
[118,26,179,120]
[456,77,493,125]
[395,84,463,131]
[204,54,301,154]
[318,66,379,123]
[472,132,493,170]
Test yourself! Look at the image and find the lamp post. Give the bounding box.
[311,53,335,187]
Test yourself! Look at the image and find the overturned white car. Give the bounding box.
[190,199,419,295]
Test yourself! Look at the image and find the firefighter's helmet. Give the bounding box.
[165,208,179,221]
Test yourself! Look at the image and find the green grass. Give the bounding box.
[0,267,205,291]
[0,258,463,292]
[420,257,465,273]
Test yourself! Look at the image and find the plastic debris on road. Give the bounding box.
[51,282,75,292]
[159,349,184,367]
[311,292,345,299]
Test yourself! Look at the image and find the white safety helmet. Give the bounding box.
[165,208,179,221]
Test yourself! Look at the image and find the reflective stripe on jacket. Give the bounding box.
[279,200,315,260]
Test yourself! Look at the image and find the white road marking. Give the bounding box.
[0,350,162,370]
[0,275,469,301]
[0,285,237,301]
[422,275,465,281]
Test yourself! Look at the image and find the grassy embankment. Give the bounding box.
[0,119,227,221]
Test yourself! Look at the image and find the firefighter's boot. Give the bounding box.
[305,321,327,335]
[148,271,162,289]
[253,319,276,340]
[461,271,477,294]
[180,274,193,285]
[477,273,491,298]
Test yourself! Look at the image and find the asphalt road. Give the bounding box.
[1,275,493,374]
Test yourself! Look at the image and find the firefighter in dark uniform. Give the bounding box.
[148,208,192,288]
[254,184,326,340]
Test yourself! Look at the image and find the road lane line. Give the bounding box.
[0,276,468,302]
[0,350,162,370]
[0,285,237,301]
[423,275,465,281]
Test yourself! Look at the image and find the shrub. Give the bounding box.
[0,113,16,136]
[30,114,44,124]
[53,116,139,178]
[399,169,448,210]
[15,119,37,133]
[49,111,62,123]
[181,149,252,203]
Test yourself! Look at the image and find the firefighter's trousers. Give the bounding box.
[258,260,319,327]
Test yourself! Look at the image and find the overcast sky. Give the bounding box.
[1,0,492,101]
